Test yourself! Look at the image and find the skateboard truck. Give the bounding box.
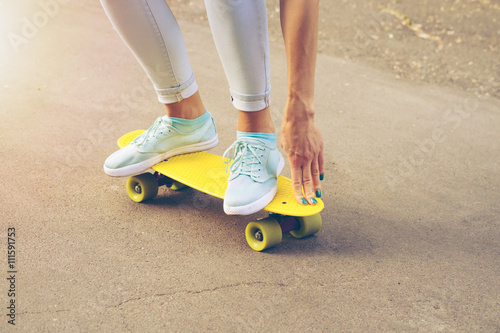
[252,215,300,243]
[154,172,187,191]
[270,214,301,233]
[154,172,172,187]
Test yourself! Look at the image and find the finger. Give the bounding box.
[318,142,325,181]
[290,161,307,205]
[301,163,317,205]
[311,156,322,198]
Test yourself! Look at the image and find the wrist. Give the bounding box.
[284,94,315,121]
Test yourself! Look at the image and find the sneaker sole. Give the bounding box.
[104,135,219,177]
[223,155,285,216]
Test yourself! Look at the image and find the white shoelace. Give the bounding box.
[133,117,174,146]
[223,139,268,179]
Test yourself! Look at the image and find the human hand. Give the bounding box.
[280,106,324,205]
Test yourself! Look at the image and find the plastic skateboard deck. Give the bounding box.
[117,130,324,251]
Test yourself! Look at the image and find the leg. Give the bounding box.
[100,0,204,118]
[205,0,273,131]
[165,91,205,119]
[101,0,218,177]
[237,108,275,133]
[206,0,283,215]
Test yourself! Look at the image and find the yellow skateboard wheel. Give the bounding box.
[245,217,282,251]
[289,213,322,239]
[169,181,187,191]
[126,173,158,202]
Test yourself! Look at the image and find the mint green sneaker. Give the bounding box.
[223,137,284,215]
[104,112,218,177]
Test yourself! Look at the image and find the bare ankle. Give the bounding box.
[165,92,206,119]
[237,108,275,133]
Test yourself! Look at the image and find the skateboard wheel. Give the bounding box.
[245,217,282,252]
[169,181,187,191]
[289,213,322,239]
[126,173,158,203]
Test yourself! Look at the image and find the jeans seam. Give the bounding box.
[143,0,180,96]
[260,0,270,108]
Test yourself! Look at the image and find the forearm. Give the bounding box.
[280,0,319,119]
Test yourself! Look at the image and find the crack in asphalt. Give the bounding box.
[12,282,289,315]
[17,309,71,315]
[111,281,288,308]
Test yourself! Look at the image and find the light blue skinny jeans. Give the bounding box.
[100,0,271,112]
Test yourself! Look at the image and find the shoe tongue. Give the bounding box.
[160,115,173,126]
[154,116,174,133]
[134,116,171,145]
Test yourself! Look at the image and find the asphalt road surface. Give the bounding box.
[1,1,499,332]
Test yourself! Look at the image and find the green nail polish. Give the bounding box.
[316,190,321,198]
[320,174,324,181]
[311,198,318,204]
[301,198,308,205]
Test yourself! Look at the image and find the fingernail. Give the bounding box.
[301,198,308,205]
[311,198,318,204]
[316,190,321,198]
[320,174,324,181]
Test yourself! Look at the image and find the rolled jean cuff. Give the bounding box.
[230,88,271,112]
[156,73,198,104]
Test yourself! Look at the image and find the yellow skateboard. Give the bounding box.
[117,130,324,251]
